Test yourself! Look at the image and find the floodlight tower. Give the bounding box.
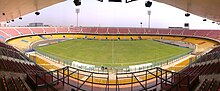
[147,10,151,28]
[75,8,80,27]
[145,1,152,28]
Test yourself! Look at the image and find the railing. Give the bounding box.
[32,66,190,91]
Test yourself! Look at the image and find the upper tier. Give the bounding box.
[0,27,220,42]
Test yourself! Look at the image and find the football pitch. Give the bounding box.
[35,39,192,67]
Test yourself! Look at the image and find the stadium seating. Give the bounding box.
[162,45,220,90]
[129,28,138,34]
[206,30,220,41]
[170,29,184,35]
[2,27,220,90]
[0,30,10,40]
[43,27,56,33]
[182,37,217,52]
[63,34,75,38]
[97,27,107,34]
[81,27,91,33]
[146,28,157,34]
[16,27,33,35]
[108,28,118,34]
[82,27,99,34]
[34,55,60,71]
[1,27,220,42]
[197,79,220,91]
[141,36,152,39]
[30,28,44,34]
[0,41,52,90]
[69,27,81,33]
[56,27,68,33]
[182,30,197,36]
[118,28,129,34]
[42,35,53,39]
[158,29,170,35]
[209,46,220,53]
[194,30,211,37]
[86,35,96,39]
[7,36,43,51]
[0,28,20,37]
[136,28,145,34]
[162,36,184,41]
[90,27,98,34]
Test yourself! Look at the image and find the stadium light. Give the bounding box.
[76,8,80,27]
[126,0,137,3]
[184,23,189,28]
[18,10,23,20]
[97,0,103,2]
[19,17,22,20]
[148,10,151,28]
[145,1,152,7]
[185,13,190,17]
[109,0,122,2]
[35,11,40,16]
[73,0,81,6]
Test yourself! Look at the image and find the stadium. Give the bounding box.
[0,0,220,91]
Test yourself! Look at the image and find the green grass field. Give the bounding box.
[35,39,192,67]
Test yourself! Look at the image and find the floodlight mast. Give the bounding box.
[148,10,151,28]
[145,0,152,28]
[75,8,80,27]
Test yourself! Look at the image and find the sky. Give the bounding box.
[8,0,220,29]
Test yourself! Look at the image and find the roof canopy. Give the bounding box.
[154,0,220,22]
[0,0,65,22]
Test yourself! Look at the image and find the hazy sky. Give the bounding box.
[9,0,220,29]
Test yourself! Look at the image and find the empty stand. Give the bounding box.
[136,28,145,34]
[30,28,44,34]
[1,27,220,91]
[197,47,220,63]
[90,27,98,33]
[2,76,8,91]
[146,28,157,34]
[206,30,220,40]
[0,28,20,37]
[0,30,12,41]
[118,28,129,34]
[129,28,138,34]
[182,30,197,36]
[97,28,107,34]
[81,27,97,34]
[43,27,56,33]
[0,42,17,51]
[17,77,28,91]
[194,30,211,37]
[81,27,91,33]
[170,29,184,35]
[16,28,32,35]
[69,27,81,33]
[56,27,68,33]
[158,29,171,35]
[108,28,118,34]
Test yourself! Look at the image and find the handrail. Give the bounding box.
[32,66,190,91]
